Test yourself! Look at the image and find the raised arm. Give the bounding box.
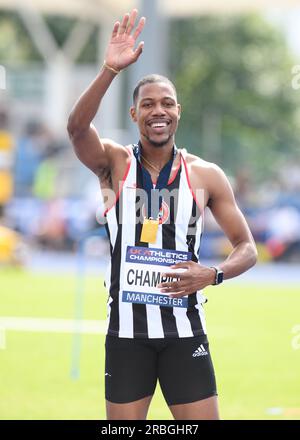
[67,9,145,175]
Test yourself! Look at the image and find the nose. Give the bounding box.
[152,102,166,116]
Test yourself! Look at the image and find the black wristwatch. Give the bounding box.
[211,266,224,285]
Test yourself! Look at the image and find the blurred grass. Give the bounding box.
[0,268,299,419]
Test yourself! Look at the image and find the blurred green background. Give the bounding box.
[1,0,300,420]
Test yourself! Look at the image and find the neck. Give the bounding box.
[139,138,175,169]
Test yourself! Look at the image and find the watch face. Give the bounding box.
[217,271,224,284]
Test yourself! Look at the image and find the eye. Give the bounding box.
[142,102,152,108]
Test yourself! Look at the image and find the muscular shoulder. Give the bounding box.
[184,151,224,179]
[185,151,213,167]
[183,151,231,201]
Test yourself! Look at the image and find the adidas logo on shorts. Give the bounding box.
[192,344,208,357]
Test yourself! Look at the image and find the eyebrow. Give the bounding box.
[140,96,176,102]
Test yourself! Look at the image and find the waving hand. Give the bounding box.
[104,9,146,71]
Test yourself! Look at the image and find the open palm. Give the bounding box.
[105,9,145,71]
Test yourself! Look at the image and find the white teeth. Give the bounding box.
[151,122,168,128]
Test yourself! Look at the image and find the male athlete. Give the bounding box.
[67,9,257,420]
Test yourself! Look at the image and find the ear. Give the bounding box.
[177,103,181,120]
[130,106,137,122]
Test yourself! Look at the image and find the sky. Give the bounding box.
[266,7,300,57]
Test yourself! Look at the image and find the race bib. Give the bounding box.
[122,246,191,308]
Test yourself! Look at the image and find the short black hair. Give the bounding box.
[133,74,177,105]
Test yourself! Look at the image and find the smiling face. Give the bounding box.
[130,81,181,148]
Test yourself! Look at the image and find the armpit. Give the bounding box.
[98,167,112,187]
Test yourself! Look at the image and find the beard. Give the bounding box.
[142,133,173,148]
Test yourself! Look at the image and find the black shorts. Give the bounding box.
[105,334,217,406]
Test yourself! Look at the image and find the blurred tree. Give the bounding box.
[0,11,42,62]
[45,15,98,63]
[0,11,97,64]
[169,14,300,180]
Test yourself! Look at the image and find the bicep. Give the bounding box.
[208,169,254,247]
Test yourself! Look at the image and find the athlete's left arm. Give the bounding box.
[206,164,257,280]
[158,164,257,296]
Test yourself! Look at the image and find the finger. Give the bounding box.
[160,281,190,292]
[133,16,146,40]
[158,280,181,289]
[157,278,178,287]
[162,283,190,293]
[126,9,138,35]
[111,21,120,38]
[160,285,182,293]
[159,272,183,280]
[170,286,198,296]
[161,280,191,292]
[169,262,191,269]
[162,287,187,294]
[119,12,130,35]
[133,41,144,61]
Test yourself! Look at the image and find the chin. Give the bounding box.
[150,140,168,148]
[145,135,172,148]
